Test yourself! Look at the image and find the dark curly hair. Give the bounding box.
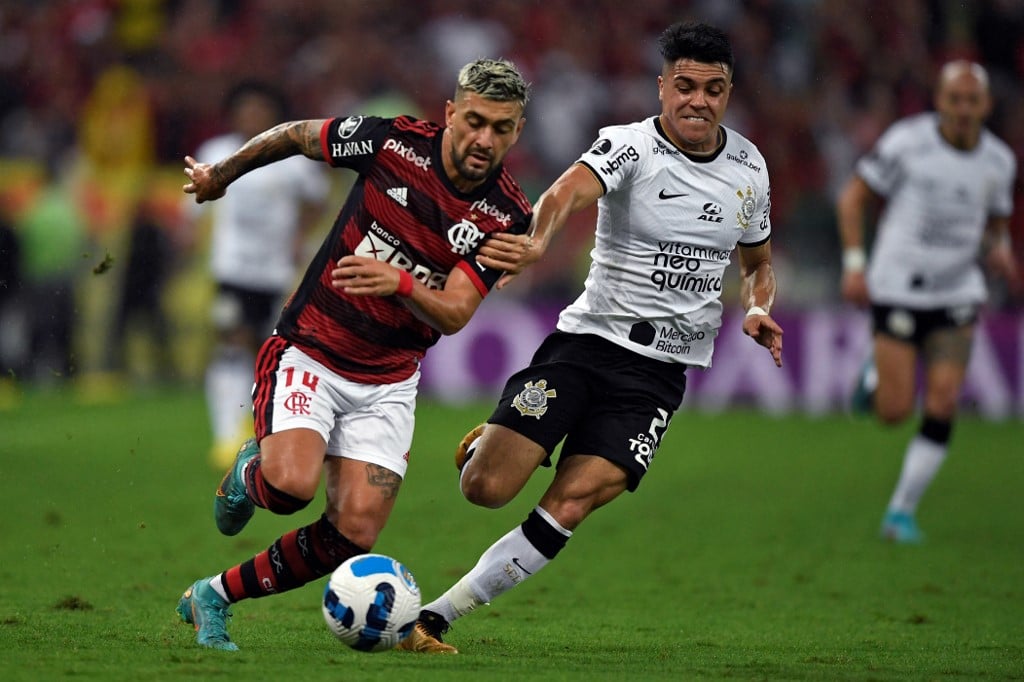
[658,21,734,76]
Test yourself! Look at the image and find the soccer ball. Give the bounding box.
[322,553,421,652]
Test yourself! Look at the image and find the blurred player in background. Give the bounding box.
[401,21,782,654]
[836,60,1017,543]
[187,82,329,468]
[175,59,534,650]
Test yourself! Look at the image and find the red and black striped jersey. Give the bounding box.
[275,115,531,384]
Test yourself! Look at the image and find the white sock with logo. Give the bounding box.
[423,509,571,624]
[887,435,947,514]
[205,348,254,442]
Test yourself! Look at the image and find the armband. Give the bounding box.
[396,270,414,298]
[746,306,768,318]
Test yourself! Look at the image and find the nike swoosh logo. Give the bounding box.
[511,558,533,575]
[658,189,688,200]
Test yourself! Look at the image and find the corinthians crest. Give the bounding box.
[512,379,557,419]
[735,185,756,229]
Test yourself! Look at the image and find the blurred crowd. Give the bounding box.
[1,0,1023,389]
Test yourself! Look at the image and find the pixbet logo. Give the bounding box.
[383,138,431,170]
[469,197,512,226]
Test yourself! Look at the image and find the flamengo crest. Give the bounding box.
[448,218,484,255]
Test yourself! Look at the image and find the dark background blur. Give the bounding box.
[0,0,1022,401]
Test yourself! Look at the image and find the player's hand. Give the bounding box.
[743,312,783,367]
[183,156,227,203]
[840,270,870,307]
[476,232,542,290]
[331,255,404,296]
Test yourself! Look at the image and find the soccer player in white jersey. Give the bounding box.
[187,82,329,468]
[836,60,1017,543]
[400,21,782,654]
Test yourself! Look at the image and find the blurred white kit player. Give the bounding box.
[837,60,1017,543]
[859,112,1014,310]
[188,82,329,467]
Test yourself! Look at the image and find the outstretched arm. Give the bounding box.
[738,241,783,367]
[183,119,329,203]
[478,163,603,289]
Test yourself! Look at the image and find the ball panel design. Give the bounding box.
[322,553,421,653]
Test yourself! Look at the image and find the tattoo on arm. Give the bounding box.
[364,463,402,500]
[214,120,325,185]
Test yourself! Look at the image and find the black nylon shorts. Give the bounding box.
[488,331,688,491]
[871,303,978,348]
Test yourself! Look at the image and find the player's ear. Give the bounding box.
[444,100,456,127]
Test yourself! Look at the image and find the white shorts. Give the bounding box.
[253,339,418,477]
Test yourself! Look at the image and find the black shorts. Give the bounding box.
[213,282,279,336]
[488,331,688,492]
[870,303,978,349]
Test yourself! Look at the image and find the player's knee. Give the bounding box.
[923,392,958,420]
[263,468,319,502]
[874,396,913,425]
[460,469,512,509]
[326,510,381,550]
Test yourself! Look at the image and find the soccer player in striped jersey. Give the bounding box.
[836,60,1017,544]
[175,59,534,650]
[400,21,783,654]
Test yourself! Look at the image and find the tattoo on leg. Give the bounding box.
[925,328,972,365]
[365,463,401,500]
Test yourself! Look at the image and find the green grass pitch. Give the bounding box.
[0,389,1021,681]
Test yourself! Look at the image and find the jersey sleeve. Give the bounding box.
[319,115,392,173]
[734,138,773,246]
[738,184,772,246]
[855,123,907,197]
[575,126,645,195]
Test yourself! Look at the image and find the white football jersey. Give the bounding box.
[191,133,330,292]
[857,112,1016,308]
[557,117,771,368]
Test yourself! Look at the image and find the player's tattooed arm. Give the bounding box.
[184,120,328,203]
[217,120,327,181]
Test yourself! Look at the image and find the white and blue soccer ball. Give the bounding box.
[322,553,421,652]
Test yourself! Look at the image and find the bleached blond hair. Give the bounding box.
[455,58,530,109]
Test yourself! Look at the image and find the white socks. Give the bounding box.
[205,348,254,442]
[423,507,571,624]
[886,435,947,514]
[209,574,230,602]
